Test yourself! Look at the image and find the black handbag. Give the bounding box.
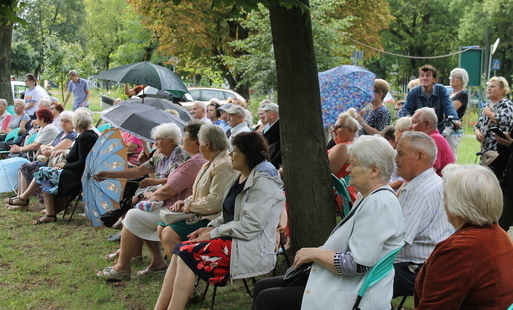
[283,262,312,287]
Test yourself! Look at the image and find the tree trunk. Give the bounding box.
[0,19,13,103]
[269,1,335,253]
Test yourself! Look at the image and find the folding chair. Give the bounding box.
[0,128,21,158]
[331,173,352,217]
[197,277,255,310]
[97,123,111,133]
[60,190,83,224]
[353,245,403,310]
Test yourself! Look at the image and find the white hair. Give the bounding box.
[337,108,360,131]
[394,117,412,132]
[151,123,182,144]
[401,131,437,165]
[347,135,396,183]
[415,107,438,130]
[450,68,469,87]
[442,164,502,226]
[198,124,229,151]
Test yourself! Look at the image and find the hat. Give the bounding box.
[224,105,247,115]
[218,103,233,112]
[259,103,279,113]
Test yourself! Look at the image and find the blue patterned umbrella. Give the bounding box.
[319,65,376,128]
[82,129,127,228]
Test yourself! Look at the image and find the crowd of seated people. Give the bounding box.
[5,68,513,310]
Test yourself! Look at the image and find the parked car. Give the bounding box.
[11,81,51,100]
[183,87,245,110]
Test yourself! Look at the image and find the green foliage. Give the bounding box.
[10,40,37,74]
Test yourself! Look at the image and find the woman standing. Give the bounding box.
[154,132,284,310]
[357,79,391,135]
[415,164,513,309]
[444,68,469,158]
[475,76,513,152]
[253,135,405,310]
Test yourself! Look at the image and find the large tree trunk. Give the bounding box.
[0,19,13,103]
[269,1,335,253]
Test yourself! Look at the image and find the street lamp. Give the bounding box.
[487,38,500,81]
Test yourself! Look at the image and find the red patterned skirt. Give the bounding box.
[174,237,233,286]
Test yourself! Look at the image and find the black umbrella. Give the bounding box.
[101,102,187,142]
[92,61,189,98]
[125,97,193,122]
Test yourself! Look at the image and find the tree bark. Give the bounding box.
[0,18,13,103]
[269,1,335,253]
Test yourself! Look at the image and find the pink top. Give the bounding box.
[429,130,455,176]
[121,131,143,166]
[164,153,208,208]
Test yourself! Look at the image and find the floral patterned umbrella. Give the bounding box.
[319,65,376,128]
[82,129,127,229]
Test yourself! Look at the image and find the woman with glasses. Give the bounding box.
[328,108,359,203]
[444,68,469,158]
[357,79,391,135]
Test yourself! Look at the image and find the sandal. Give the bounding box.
[104,249,143,262]
[135,266,167,277]
[7,204,28,211]
[97,266,130,281]
[33,215,57,225]
[5,196,29,206]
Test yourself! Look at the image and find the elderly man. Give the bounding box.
[24,74,49,119]
[399,65,459,132]
[393,131,453,298]
[411,107,455,175]
[259,103,281,168]
[225,105,250,142]
[63,70,90,110]
[191,101,212,124]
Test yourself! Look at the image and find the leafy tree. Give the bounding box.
[11,40,38,76]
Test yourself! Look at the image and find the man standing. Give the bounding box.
[224,105,250,142]
[63,70,90,110]
[393,131,453,298]
[24,74,48,119]
[259,103,281,169]
[411,107,455,175]
[191,101,212,124]
[399,65,459,132]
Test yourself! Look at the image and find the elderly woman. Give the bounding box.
[157,124,238,262]
[50,103,64,131]
[475,76,513,152]
[444,68,469,158]
[8,108,60,157]
[9,111,77,202]
[414,164,513,309]
[394,116,412,144]
[154,132,285,310]
[0,99,30,135]
[328,108,359,202]
[97,121,220,280]
[253,135,405,310]
[357,79,391,135]
[6,108,99,224]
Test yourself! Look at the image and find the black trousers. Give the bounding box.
[253,276,305,310]
[393,262,422,298]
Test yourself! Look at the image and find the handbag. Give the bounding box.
[159,209,199,225]
[283,262,312,287]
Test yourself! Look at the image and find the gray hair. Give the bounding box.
[39,99,51,109]
[450,68,469,87]
[72,107,93,130]
[415,107,438,130]
[60,111,74,122]
[394,117,412,132]
[401,131,437,165]
[244,109,253,127]
[14,99,26,108]
[347,135,396,183]
[198,124,229,151]
[193,101,207,111]
[151,123,182,144]
[337,108,360,131]
[68,70,79,76]
[442,164,502,226]
[0,99,7,107]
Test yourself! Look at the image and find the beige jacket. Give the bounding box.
[183,150,237,220]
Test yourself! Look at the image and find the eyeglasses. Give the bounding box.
[331,125,350,131]
[449,76,461,79]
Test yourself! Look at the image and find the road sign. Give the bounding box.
[492,59,501,70]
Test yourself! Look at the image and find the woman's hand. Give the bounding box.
[188,227,213,242]
[169,200,185,212]
[54,162,65,170]
[139,178,155,188]
[9,145,21,153]
[475,129,485,142]
[293,247,319,268]
[496,133,513,147]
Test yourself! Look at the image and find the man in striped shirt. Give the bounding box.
[393,131,453,298]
